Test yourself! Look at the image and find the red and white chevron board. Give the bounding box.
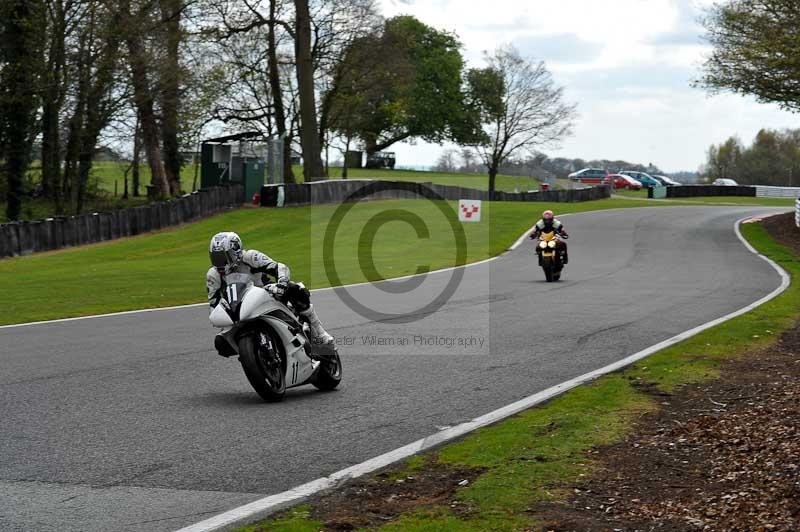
[458,199,482,222]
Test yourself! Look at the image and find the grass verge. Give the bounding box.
[0,197,693,326]
[241,218,798,531]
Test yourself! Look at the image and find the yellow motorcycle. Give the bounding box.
[536,231,566,282]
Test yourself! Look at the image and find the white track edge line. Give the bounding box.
[175,215,791,532]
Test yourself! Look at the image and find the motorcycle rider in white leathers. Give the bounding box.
[206,232,334,348]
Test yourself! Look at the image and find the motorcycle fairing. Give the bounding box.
[212,284,319,388]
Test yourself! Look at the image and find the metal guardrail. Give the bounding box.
[755,185,800,198]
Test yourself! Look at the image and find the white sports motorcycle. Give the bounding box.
[210,273,342,402]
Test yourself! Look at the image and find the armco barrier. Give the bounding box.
[0,185,243,259]
[755,185,800,198]
[260,179,610,207]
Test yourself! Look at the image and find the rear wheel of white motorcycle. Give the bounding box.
[313,350,342,391]
[238,328,286,402]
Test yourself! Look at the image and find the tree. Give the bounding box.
[460,148,478,173]
[0,0,44,221]
[706,136,743,181]
[705,128,800,186]
[466,46,576,197]
[328,15,478,156]
[699,0,800,112]
[434,149,459,173]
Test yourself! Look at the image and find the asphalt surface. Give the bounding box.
[0,206,786,531]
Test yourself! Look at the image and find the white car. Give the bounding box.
[713,178,738,186]
[654,175,681,186]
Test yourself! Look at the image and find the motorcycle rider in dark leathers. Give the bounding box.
[529,210,569,264]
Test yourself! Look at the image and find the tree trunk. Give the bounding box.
[75,139,94,214]
[132,114,141,196]
[40,0,66,208]
[294,0,324,180]
[123,165,129,199]
[140,111,169,198]
[488,165,498,200]
[268,0,295,184]
[159,0,182,196]
[122,0,169,199]
[342,136,350,179]
[63,28,92,209]
[192,147,200,191]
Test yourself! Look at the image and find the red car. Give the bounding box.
[603,174,642,190]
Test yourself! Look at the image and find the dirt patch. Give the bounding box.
[254,457,482,531]
[539,216,800,531]
[762,212,800,257]
[309,459,482,530]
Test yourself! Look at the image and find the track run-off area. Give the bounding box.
[0,206,789,531]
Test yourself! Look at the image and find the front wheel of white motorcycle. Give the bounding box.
[313,350,342,391]
[239,329,286,402]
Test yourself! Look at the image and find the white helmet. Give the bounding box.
[209,232,243,274]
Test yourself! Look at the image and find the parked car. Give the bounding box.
[568,168,608,184]
[603,173,642,190]
[654,174,681,186]
[712,178,738,186]
[619,170,662,187]
[650,175,670,186]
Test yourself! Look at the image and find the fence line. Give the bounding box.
[260,180,610,207]
[0,185,243,259]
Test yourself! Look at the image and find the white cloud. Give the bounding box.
[377,0,799,172]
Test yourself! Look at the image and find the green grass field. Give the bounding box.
[241,214,800,532]
[1,197,678,325]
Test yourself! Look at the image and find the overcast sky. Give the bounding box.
[379,0,798,173]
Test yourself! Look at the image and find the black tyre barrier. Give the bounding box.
[651,185,757,199]
[0,185,243,259]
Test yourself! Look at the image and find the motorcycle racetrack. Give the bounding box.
[0,206,787,531]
